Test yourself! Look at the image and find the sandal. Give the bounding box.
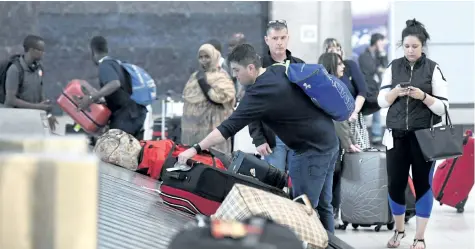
[410,239,426,249]
[387,230,406,248]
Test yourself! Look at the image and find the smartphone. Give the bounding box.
[400,83,410,88]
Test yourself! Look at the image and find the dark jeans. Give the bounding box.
[288,145,339,233]
[109,107,147,140]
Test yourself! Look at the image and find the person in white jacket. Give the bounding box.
[378,19,448,249]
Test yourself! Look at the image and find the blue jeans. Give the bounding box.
[288,145,339,233]
[371,110,382,137]
[264,136,293,173]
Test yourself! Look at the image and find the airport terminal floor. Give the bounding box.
[336,176,475,249]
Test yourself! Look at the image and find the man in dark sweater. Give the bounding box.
[178,44,339,232]
[249,19,304,174]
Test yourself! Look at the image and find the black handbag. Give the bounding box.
[414,105,464,161]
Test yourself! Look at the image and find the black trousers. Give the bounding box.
[332,149,343,210]
[387,130,434,218]
[109,107,147,140]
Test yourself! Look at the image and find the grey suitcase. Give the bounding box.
[339,148,395,232]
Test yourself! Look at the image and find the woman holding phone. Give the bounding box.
[378,19,449,249]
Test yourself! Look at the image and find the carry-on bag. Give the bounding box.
[137,139,227,180]
[432,130,474,213]
[57,79,111,134]
[168,215,304,249]
[339,148,394,232]
[93,129,143,170]
[229,150,287,189]
[212,184,328,249]
[159,163,288,216]
[274,61,355,121]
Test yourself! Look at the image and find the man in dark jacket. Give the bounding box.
[249,20,304,173]
[358,33,388,144]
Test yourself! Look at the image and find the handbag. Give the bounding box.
[414,104,464,161]
[212,183,329,249]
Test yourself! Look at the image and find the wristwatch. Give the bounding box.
[192,143,202,154]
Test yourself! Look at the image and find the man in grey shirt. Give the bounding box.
[3,35,57,130]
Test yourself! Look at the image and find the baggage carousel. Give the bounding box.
[98,162,193,249]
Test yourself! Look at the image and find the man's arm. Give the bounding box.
[91,63,121,101]
[197,85,270,151]
[248,121,268,147]
[4,65,46,110]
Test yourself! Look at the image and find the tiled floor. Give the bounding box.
[336,185,475,249]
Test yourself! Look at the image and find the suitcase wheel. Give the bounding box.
[457,207,464,213]
[387,222,395,231]
[338,222,348,230]
[374,225,382,232]
[352,224,359,229]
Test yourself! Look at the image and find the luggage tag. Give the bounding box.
[166,163,192,172]
[382,129,394,150]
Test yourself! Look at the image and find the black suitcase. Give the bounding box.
[229,150,287,189]
[160,163,288,216]
[168,215,304,249]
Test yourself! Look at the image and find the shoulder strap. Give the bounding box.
[12,59,24,88]
[196,71,222,106]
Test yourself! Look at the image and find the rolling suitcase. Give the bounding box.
[432,130,474,213]
[229,150,287,189]
[57,79,111,134]
[339,148,394,232]
[159,163,288,216]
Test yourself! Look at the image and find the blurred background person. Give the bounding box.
[323,38,370,149]
[358,33,388,144]
[181,44,236,155]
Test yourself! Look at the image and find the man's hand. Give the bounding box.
[178,148,197,165]
[39,99,53,112]
[48,115,59,131]
[256,143,273,156]
[77,95,94,111]
[391,85,410,98]
[348,144,362,153]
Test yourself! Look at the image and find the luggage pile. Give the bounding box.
[91,127,354,248]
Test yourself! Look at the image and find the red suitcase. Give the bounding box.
[432,130,474,213]
[57,79,111,134]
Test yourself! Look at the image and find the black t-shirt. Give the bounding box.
[217,65,338,153]
[98,59,144,117]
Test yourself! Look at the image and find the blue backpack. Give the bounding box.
[105,58,157,106]
[276,61,355,121]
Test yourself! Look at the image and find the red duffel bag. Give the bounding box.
[136,139,227,180]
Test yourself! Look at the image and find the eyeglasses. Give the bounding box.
[268,19,287,27]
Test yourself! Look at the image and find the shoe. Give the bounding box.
[386,230,406,248]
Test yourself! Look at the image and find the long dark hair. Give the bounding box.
[318,52,343,77]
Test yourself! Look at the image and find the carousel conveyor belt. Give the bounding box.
[98,162,193,249]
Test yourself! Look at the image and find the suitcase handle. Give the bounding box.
[292,194,313,216]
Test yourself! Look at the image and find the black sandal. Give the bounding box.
[411,239,426,249]
[387,230,406,248]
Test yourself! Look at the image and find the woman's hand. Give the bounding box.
[391,85,410,97]
[407,86,425,100]
[348,144,362,153]
[348,111,358,122]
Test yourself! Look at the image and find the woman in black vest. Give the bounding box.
[378,19,449,249]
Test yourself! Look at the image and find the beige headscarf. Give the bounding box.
[198,43,221,72]
[182,44,235,105]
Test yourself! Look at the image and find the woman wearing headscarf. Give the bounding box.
[181,44,236,155]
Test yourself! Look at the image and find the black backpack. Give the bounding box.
[0,55,24,104]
